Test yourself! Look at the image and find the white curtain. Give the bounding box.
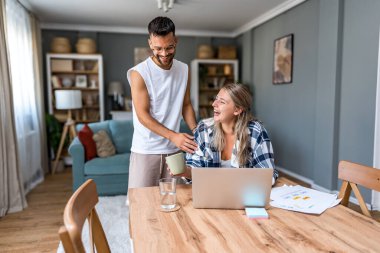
[0,0,27,217]
[5,0,44,193]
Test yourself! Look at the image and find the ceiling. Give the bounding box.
[21,0,306,37]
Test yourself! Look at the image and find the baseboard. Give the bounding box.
[276,166,374,210]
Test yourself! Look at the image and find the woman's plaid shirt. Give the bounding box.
[185,118,278,180]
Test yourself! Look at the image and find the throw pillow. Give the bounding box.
[93,130,116,158]
[78,124,97,161]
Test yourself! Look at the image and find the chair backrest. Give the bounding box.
[338,160,380,218]
[59,179,110,253]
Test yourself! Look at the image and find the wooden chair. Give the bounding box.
[338,160,380,218]
[58,179,111,253]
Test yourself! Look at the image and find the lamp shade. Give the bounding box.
[55,90,82,109]
[107,81,124,95]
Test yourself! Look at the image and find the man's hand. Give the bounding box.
[169,132,197,153]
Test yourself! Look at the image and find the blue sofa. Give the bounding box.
[69,118,192,195]
[69,120,133,195]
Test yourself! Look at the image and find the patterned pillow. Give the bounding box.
[93,130,116,158]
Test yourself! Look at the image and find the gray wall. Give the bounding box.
[338,0,380,198]
[251,0,320,180]
[240,0,379,201]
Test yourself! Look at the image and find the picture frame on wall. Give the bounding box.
[273,34,293,84]
[134,47,152,65]
[75,75,87,88]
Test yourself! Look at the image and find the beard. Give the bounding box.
[152,51,175,67]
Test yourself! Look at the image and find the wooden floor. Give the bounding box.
[0,168,73,253]
[0,169,379,253]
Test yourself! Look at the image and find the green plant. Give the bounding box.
[45,114,68,156]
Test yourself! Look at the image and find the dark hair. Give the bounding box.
[148,16,175,36]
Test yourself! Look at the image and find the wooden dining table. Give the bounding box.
[128,177,380,252]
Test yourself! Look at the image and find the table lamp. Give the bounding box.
[52,90,82,174]
[107,81,124,110]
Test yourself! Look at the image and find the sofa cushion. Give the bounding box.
[109,120,134,153]
[78,124,97,161]
[84,153,130,175]
[93,130,116,157]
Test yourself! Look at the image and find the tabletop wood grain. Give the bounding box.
[128,177,380,253]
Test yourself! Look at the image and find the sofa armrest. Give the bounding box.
[68,137,85,191]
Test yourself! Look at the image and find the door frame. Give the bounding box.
[372,26,380,211]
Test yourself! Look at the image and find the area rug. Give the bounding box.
[57,195,131,253]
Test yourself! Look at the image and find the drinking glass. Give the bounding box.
[159,178,177,210]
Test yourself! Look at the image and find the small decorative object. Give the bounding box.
[207,66,217,75]
[124,98,133,111]
[197,44,214,59]
[51,37,71,53]
[51,76,62,88]
[84,94,94,106]
[134,47,153,65]
[218,46,237,59]
[74,60,85,71]
[76,38,96,54]
[107,81,124,110]
[224,64,232,75]
[75,75,87,88]
[62,77,73,87]
[90,80,97,89]
[273,34,293,84]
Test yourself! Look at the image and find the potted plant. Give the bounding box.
[45,114,68,172]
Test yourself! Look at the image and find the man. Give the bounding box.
[127,16,197,188]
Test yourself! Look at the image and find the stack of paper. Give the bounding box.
[245,207,269,219]
[270,185,341,215]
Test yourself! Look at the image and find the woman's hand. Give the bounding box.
[167,165,192,179]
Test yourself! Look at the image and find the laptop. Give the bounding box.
[192,167,273,209]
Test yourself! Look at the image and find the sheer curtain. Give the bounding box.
[5,0,44,193]
[0,0,27,217]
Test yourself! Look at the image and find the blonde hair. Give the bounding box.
[212,83,254,167]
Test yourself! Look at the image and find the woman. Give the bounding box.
[181,83,278,184]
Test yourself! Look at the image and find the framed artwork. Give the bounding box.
[75,75,87,88]
[134,47,152,65]
[273,34,293,84]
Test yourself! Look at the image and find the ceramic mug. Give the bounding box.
[165,153,185,175]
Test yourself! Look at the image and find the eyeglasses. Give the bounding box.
[151,45,176,54]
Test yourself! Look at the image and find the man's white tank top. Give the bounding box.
[127,57,188,154]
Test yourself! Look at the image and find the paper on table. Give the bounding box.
[270,185,340,214]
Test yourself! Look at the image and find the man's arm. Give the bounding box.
[130,70,197,153]
[182,67,197,133]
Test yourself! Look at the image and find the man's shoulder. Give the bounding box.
[128,58,149,73]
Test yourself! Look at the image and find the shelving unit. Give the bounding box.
[191,59,238,118]
[46,53,104,123]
